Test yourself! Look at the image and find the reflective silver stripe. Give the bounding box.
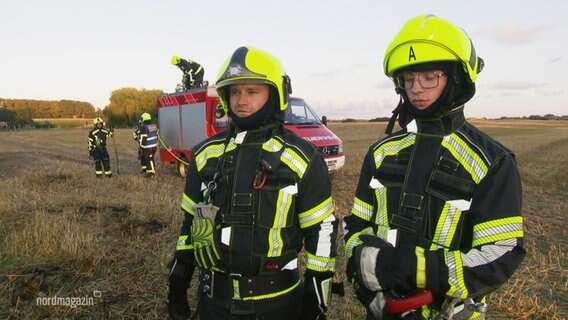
[462,239,518,268]
[298,197,333,228]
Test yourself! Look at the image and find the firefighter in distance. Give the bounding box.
[134,112,158,177]
[171,55,205,90]
[167,46,339,320]
[345,14,526,319]
[88,117,114,178]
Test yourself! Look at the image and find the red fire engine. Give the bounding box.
[157,87,344,176]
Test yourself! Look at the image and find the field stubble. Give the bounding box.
[0,121,566,319]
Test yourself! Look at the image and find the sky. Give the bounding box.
[1,0,566,119]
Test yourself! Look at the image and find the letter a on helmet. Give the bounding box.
[383,14,483,85]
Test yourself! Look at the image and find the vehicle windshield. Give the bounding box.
[284,98,322,125]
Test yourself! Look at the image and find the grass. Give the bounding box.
[0,120,567,319]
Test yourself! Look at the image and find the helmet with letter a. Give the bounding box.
[383,14,484,106]
[215,46,292,114]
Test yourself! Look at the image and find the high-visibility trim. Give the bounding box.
[306,252,336,272]
[298,197,333,228]
[181,193,197,216]
[267,189,293,257]
[262,137,284,152]
[446,251,468,298]
[373,134,416,169]
[416,246,426,288]
[351,196,374,221]
[345,231,364,259]
[463,239,519,268]
[176,235,192,250]
[472,217,524,247]
[195,138,237,172]
[281,148,308,179]
[430,202,463,250]
[373,187,389,240]
[442,134,488,184]
[233,279,240,299]
[243,279,301,301]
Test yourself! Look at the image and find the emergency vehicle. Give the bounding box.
[157,87,345,176]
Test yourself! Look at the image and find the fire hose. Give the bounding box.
[157,133,189,166]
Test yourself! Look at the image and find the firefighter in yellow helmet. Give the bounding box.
[167,46,339,320]
[88,117,114,177]
[136,112,159,177]
[171,55,205,91]
[345,15,525,319]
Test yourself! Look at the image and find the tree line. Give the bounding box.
[0,88,164,127]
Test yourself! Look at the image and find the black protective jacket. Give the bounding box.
[175,123,338,313]
[345,107,525,318]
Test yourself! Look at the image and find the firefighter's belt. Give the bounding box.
[202,270,301,300]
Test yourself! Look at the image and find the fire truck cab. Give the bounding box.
[157,87,344,176]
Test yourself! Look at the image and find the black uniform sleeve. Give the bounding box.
[344,147,377,259]
[425,153,526,298]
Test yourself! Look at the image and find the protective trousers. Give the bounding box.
[196,288,302,320]
[141,147,156,175]
[93,148,111,177]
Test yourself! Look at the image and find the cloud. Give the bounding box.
[547,55,562,64]
[376,80,394,89]
[309,70,340,78]
[492,81,543,90]
[490,23,552,46]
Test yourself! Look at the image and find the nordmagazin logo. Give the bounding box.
[36,290,101,308]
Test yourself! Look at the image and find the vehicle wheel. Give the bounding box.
[176,158,188,177]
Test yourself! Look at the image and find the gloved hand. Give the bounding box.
[167,258,195,320]
[352,281,386,319]
[88,150,94,160]
[190,218,222,270]
[300,273,332,320]
[354,235,417,293]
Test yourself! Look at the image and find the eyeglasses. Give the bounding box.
[395,71,446,89]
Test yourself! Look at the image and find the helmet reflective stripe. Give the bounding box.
[383,14,483,84]
[215,46,292,113]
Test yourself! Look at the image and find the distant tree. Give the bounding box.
[0,109,16,122]
[104,88,163,126]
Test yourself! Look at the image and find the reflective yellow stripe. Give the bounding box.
[351,196,373,222]
[262,137,284,152]
[267,189,293,257]
[473,217,524,247]
[281,148,307,178]
[430,202,463,250]
[176,235,192,250]
[306,252,335,272]
[446,251,468,298]
[181,193,196,216]
[298,196,333,228]
[233,279,240,299]
[373,134,415,169]
[416,246,426,288]
[373,187,389,240]
[195,138,237,172]
[442,134,488,184]
[243,279,301,301]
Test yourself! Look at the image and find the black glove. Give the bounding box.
[357,235,417,294]
[89,150,94,159]
[167,258,195,320]
[300,273,332,320]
